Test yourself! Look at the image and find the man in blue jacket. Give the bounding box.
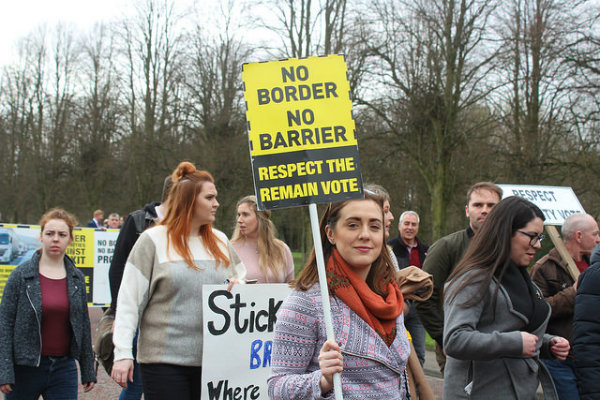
[87,209,105,229]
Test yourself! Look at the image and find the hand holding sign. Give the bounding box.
[318,340,344,394]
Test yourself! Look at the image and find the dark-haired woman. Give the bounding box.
[111,162,246,400]
[268,191,410,399]
[443,196,570,399]
[0,208,96,398]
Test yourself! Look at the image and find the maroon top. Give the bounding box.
[576,259,589,274]
[40,274,72,356]
[408,246,422,268]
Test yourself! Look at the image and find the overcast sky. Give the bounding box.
[0,0,136,67]
[0,0,259,68]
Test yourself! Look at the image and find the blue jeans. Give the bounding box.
[404,302,426,366]
[6,356,78,400]
[119,330,143,400]
[542,358,580,400]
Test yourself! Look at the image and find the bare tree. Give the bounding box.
[37,24,80,210]
[358,0,498,238]
[181,3,255,233]
[117,0,187,205]
[0,29,51,221]
[72,23,126,213]
[490,0,588,184]
[256,0,351,57]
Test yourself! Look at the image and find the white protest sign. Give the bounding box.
[92,229,119,304]
[499,184,585,225]
[201,284,292,400]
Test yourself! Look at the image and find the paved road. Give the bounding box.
[2,307,444,399]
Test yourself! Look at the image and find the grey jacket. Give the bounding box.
[0,251,96,386]
[416,228,472,345]
[443,270,558,400]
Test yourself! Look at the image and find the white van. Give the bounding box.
[0,228,17,263]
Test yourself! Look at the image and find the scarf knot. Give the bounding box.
[326,248,404,346]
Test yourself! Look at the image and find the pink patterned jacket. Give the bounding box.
[268,285,410,399]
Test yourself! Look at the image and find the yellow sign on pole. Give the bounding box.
[243,55,362,210]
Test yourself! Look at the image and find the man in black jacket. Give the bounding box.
[107,176,171,399]
[573,258,600,399]
[388,210,429,366]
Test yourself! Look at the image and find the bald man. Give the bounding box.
[530,213,600,400]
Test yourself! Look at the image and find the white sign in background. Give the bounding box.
[201,284,292,400]
[93,230,118,304]
[499,184,585,225]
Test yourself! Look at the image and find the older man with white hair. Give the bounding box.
[530,212,600,400]
[388,210,429,367]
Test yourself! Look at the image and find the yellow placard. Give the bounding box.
[66,228,94,268]
[243,55,356,157]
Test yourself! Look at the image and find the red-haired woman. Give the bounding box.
[0,208,96,399]
[111,162,246,400]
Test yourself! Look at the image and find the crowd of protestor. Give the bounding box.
[1,167,599,399]
[86,210,123,230]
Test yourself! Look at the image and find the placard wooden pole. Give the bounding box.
[544,225,580,281]
[309,203,343,400]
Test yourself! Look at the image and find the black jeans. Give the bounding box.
[140,363,202,400]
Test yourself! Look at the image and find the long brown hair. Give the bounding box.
[293,192,396,296]
[445,196,545,307]
[161,161,229,270]
[231,195,288,282]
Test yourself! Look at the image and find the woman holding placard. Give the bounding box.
[110,162,246,400]
[268,191,410,399]
[231,195,294,283]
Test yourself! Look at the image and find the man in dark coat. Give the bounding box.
[531,213,600,400]
[388,210,428,366]
[87,209,105,229]
[573,258,600,399]
[107,175,172,400]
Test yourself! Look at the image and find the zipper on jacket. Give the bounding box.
[26,284,42,367]
[340,349,404,374]
[72,284,80,350]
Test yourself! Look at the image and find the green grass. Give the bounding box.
[425,332,436,350]
[292,252,305,276]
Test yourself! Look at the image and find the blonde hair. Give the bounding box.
[231,195,288,282]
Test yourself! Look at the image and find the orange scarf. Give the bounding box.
[326,248,404,346]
